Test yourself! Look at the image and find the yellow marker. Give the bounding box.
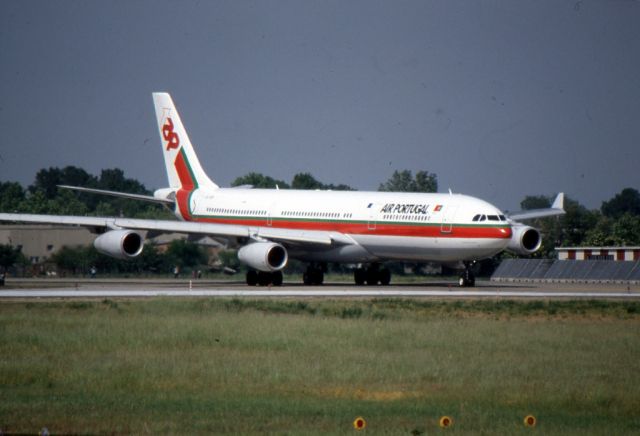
[524,414,537,427]
[439,415,453,428]
[353,416,366,430]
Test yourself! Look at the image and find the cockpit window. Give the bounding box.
[474,213,507,223]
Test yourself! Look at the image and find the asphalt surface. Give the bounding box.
[1,278,639,299]
[1,289,639,299]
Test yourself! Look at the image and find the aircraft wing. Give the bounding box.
[507,192,566,221]
[0,213,345,247]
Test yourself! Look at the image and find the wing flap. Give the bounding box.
[255,227,332,245]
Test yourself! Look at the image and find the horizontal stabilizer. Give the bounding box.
[508,192,565,221]
[58,185,175,205]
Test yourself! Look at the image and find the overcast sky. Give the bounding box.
[1,0,639,211]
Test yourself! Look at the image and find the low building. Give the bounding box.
[0,224,223,265]
[0,224,95,264]
[556,247,640,261]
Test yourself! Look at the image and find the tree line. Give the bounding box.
[0,166,168,218]
[0,166,438,217]
[231,169,438,193]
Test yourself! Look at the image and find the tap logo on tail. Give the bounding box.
[162,118,180,150]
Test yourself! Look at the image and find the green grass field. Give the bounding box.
[1,298,639,434]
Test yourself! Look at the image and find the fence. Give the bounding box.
[491,259,640,284]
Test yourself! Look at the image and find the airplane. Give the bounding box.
[0,93,565,287]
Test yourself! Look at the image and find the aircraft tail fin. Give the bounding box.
[551,192,564,210]
[152,93,218,190]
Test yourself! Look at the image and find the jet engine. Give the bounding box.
[238,242,288,272]
[94,230,144,260]
[506,224,542,255]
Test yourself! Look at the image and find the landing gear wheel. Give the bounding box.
[257,271,272,286]
[365,267,379,286]
[246,270,258,286]
[356,263,391,286]
[271,271,283,286]
[247,270,285,286]
[379,268,391,286]
[303,264,325,285]
[314,269,324,285]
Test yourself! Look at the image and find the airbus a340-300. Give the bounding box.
[0,93,564,287]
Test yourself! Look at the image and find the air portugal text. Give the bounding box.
[380,203,438,215]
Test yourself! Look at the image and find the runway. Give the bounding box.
[1,279,639,299]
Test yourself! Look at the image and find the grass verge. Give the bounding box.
[1,298,639,434]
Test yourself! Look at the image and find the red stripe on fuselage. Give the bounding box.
[186,215,512,239]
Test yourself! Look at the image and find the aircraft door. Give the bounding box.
[267,201,275,227]
[440,204,458,234]
[367,203,377,231]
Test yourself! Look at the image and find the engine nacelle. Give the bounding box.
[238,242,288,272]
[94,230,144,260]
[506,224,542,255]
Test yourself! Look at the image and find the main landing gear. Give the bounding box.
[246,263,394,287]
[354,263,391,286]
[458,262,476,287]
[303,263,325,285]
[246,270,283,286]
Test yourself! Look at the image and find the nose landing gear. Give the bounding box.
[458,262,476,287]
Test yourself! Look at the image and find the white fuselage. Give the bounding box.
[176,188,513,264]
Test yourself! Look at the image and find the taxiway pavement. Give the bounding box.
[1,279,639,299]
